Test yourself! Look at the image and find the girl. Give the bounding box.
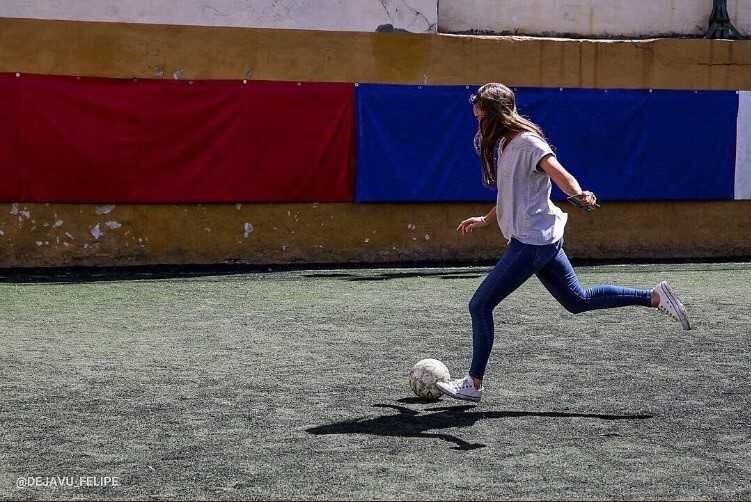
[436,83,690,403]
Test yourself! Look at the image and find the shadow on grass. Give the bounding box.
[0,264,262,284]
[306,403,653,451]
[3,260,748,284]
[302,271,483,282]
[0,266,483,284]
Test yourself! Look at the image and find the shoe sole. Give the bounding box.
[660,281,691,330]
[436,383,481,402]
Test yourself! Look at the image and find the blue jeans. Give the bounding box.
[469,238,652,379]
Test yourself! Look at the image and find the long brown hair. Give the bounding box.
[472,83,545,186]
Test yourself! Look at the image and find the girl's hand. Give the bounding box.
[578,190,597,207]
[567,191,599,211]
[457,216,489,234]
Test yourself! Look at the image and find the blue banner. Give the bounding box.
[355,84,738,202]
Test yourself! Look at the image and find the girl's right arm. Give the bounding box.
[457,206,496,235]
[539,155,597,207]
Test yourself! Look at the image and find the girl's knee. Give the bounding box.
[559,295,588,314]
[469,295,488,316]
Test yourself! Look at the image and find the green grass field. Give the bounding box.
[1,262,750,500]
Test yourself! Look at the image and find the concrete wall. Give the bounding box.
[0,18,750,267]
[440,0,751,38]
[2,18,750,89]
[0,0,438,33]
[1,202,749,268]
[3,0,749,38]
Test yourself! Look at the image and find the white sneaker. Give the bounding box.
[655,281,691,330]
[436,375,482,402]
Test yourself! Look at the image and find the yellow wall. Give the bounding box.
[2,18,751,89]
[1,18,749,267]
[1,202,749,267]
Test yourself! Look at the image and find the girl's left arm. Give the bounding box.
[538,155,597,205]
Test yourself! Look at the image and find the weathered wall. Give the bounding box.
[440,0,750,38]
[2,0,748,38]
[0,18,750,267]
[2,18,750,89]
[0,0,438,33]
[1,202,749,268]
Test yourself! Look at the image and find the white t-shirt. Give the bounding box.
[488,132,568,245]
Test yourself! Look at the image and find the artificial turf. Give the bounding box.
[1,262,750,499]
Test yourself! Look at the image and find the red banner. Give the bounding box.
[0,73,355,202]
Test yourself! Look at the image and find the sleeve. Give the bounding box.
[524,134,555,172]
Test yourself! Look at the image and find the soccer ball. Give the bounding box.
[408,359,450,400]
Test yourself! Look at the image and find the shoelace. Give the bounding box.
[457,380,474,391]
[657,304,678,321]
[449,380,467,390]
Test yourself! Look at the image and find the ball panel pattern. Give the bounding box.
[408,359,450,400]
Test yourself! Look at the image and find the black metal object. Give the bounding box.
[705,0,744,39]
